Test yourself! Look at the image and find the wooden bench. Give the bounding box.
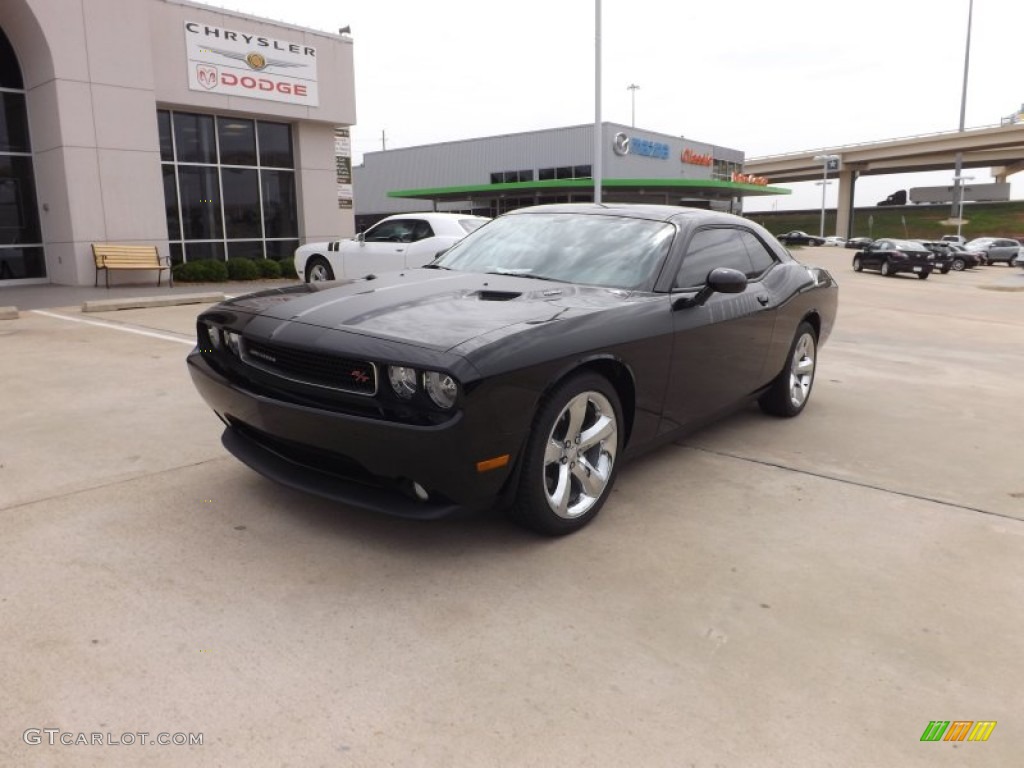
[92,244,173,288]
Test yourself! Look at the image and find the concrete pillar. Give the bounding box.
[992,161,1024,185]
[836,168,857,239]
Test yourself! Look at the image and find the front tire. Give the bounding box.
[951,258,966,271]
[852,256,863,272]
[759,322,817,418]
[509,373,622,536]
[918,270,930,280]
[305,256,334,283]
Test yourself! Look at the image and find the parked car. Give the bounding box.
[852,238,936,279]
[1013,250,1024,268]
[845,237,873,250]
[946,244,986,271]
[940,235,967,246]
[294,212,491,283]
[189,204,838,535]
[911,241,954,274]
[777,230,826,246]
[823,236,847,247]
[964,237,1021,266]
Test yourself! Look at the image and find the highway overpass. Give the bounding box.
[744,122,1024,237]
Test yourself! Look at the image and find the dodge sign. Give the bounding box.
[185,21,319,106]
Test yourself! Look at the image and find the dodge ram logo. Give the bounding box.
[196,65,218,89]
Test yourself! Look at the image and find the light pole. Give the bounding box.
[627,83,640,127]
[813,154,840,238]
[951,0,974,225]
[594,0,602,204]
[952,174,974,238]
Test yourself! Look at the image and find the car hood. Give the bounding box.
[222,269,636,352]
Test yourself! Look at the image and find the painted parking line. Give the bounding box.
[32,309,195,346]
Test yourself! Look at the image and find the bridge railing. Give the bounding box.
[747,123,1007,162]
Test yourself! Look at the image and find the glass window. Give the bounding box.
[169,242,184,266]
[365,219,415,243]
[178,166,222,240]
[0,28,24,89]
[0,92,31,153]
[173,112,216,164]
[538,168,555,181]
[221,168,261,239]
[0,246,45,279]
[258,121,293,168]
[265,239,299,260]
[556,167,572,179]
[218,118,257,166]
[184,241,224,261]
[490,172,503,185]
[227,240,265,259]
[261,169,297,238]
[157,110,174,162]
[739,231,778,278]
[0,156,42,244]
[517,170,533,182]
[675,228,752,289]
[162,165,181,241]
[573,165,592,178]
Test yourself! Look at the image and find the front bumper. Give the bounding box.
[187,351,526,518]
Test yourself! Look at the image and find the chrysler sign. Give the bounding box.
[185,21,319,106]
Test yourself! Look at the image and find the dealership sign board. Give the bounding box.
[185,21,319,106]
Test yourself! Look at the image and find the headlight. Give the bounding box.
[424,371,458,409]
[388,366,418,399]
[205,323,221,350]
[223,330,241,356]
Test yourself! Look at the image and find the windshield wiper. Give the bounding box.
[422,263,451,270]
[483,269,559,281]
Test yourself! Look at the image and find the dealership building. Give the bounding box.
[0,0,786,288]
[0,0,355,286]
[352,124,788,231]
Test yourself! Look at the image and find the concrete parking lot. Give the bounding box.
[2,256,1022,766]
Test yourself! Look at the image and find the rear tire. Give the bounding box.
[951,258,966,271]
[509,373,622,536]
[881,260,893,276]
[918,270,930,280]
[759,322,817,418]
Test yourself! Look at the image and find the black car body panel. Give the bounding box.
[852,238,935,278]
[188,204,838,520]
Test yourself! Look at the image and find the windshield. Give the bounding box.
[435,212,676,290]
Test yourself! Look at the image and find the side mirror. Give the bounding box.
[673,267,748,309]
[356,232,365,244]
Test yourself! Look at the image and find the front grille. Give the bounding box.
[241,339,377,396]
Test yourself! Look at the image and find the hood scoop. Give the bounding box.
[472,290,522,301]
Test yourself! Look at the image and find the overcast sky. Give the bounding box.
[205,0,1022,212]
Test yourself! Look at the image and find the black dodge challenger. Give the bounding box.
[188,204,838,535]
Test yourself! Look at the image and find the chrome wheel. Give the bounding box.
[787,332,816,409]
[542,390,618,520]
[306,257,334,282]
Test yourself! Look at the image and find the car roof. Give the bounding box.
[381,212,490,222]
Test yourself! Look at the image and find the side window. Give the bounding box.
[365,220,415,243]
[674,228,752,289]
[411,220,434,242]
[738,231,778,279]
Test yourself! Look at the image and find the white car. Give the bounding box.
[823,236,847,247]
[294,212,490,282]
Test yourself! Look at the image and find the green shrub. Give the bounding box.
[276,258,298,279]
[256,258,282,278]
[226,257,260,281]
[172,259,229,283]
